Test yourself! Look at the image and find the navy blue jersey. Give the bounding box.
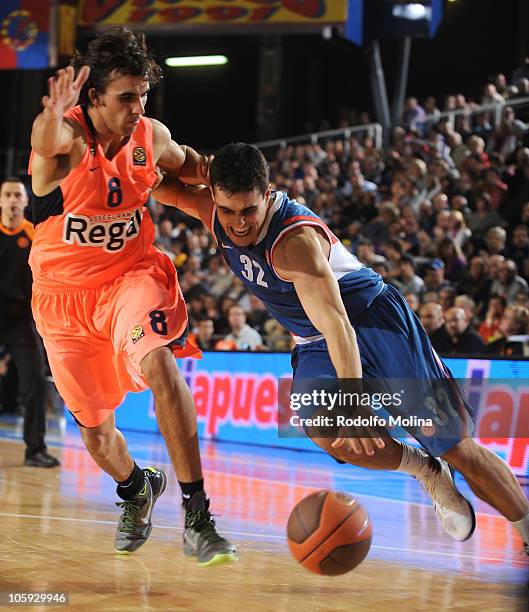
[211,191,384,342]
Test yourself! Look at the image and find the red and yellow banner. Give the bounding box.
[78,0,347,26]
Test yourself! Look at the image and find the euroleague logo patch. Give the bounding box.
[17,236,30,248]
[132,147,146,166]
[131,325,145,344]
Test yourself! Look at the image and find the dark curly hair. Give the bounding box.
[71,27,162,105]
[210,143,269,195]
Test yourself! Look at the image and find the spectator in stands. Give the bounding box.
[485,305,529,355]
[419,302,450,354]
[454,295,478,327]
[356,239,386,267]
[402,97,426,131]
[437,237,466,285]
[459,255,492,316]
[398,255,425,295]
[246,294,270,337]
[423,259,451,294]
[482,83,504,105]
[404,292,420,313]
[478,294,506,344]
[224,305,264,351]
[507,224,529,275]
[467,193,504,237]
[441,307,486,355]
[439,286,457,312]
[485,226,507,256]
[492,259,529,304]
[192,318,217,351]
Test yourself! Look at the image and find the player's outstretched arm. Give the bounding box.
[152,174,214,228]
[151,119,211,185]
[31,66,90,158]
[273,226,386,456]
[273,226,361,379]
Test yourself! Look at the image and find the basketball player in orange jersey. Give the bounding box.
[29,28,237,566]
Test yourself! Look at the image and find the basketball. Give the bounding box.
[287,490,372,575]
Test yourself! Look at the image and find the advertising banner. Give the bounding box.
[71,353,529,478]
[78,0,347,27]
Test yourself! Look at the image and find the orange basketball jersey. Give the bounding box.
[29,105,158,288]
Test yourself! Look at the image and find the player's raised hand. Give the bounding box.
[41,65,90,116]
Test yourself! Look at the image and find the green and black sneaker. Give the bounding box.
[114,467,167,554]
[183,491,238,567]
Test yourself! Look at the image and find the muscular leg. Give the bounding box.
[141,346,202,483]
[80,412,133,481]
[443,437,529,521]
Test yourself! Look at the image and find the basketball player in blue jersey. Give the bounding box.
[154,143,529,555]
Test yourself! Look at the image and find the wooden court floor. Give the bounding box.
[0,431,527,611]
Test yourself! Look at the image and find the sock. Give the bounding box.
[179,478,204,507]
[511,511,529,544]
[396,442,434,479]
[116,463,145,501]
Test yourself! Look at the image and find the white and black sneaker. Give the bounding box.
[417,457,476,542]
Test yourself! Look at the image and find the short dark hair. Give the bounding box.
[71,27,162,105]
[210,143,269,195]
[1,176,25,190]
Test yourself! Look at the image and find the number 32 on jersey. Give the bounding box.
[239,255,268,287]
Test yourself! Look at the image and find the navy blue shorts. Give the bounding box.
[291,285,474,456]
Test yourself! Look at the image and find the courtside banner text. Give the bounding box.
[78,0,347,26]
[65,354,529,478]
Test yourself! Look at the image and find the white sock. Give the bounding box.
[511,511,529,544]
[396,441,433,479]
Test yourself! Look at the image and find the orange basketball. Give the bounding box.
[287,490,372,575]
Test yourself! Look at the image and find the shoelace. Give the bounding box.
[116,500,142,533]
[416,461,462,512]
[185,509,225,544]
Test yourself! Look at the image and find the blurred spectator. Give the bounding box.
[419,302,450,354]
[437,238,466,285]
[402,97,426,131]
[485,305,529,355]
[507,224,529,274]
[191,318,216,351]
[481,83,504,105]
[440,307,486,354]
[491,259,529,304]
[224,305,264,350]
[485,226,507,256]
[246,295,270,337]
[467,194,505,237]
[423,259,451,293]
[478,294,506,343]
[459,255,492,316]
[439,286,457,312]
[398,256,425,295]
[404,292,420,313]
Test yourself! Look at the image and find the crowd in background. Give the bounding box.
[151,69,529,355]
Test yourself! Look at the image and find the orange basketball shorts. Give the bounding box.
[32,248,200,428]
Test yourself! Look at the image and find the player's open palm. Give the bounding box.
[42,65,90,116]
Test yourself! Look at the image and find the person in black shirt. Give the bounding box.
[442,307,486,355]
[0,177,59,467]
[419,302,451,354]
